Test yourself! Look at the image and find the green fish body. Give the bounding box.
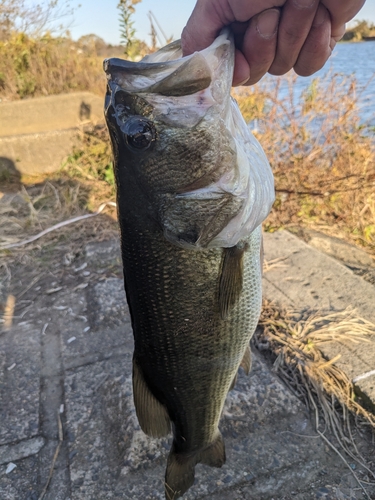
[104,31,274,499]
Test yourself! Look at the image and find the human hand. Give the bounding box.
[181,0,366,86]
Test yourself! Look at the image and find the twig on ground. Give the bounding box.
[38,411,63,500]
[0,202,116,250]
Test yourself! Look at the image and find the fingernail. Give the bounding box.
[313,6,327,26]
[256,9,280,39]
[235,77,250,87]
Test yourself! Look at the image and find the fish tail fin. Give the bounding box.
[199,432,226,467]
[165,445,196,500]
[164,433,226,499]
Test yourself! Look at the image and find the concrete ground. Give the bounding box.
[0,93,103,175]
[0,231,375,500]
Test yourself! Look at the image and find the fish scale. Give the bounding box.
[104,29,274,499]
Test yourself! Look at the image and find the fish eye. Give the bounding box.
[122,116,155,152]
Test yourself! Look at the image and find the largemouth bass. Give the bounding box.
[104,30,274,499]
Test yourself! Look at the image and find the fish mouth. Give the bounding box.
[104,31,275,250]
[103,29,234,101]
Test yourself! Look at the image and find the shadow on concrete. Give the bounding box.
[0,157,21,189]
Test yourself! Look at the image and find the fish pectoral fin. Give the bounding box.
[165,445,196,500]
[219,244,247,319]
[132,358,171,438]
[199,432,226,468]
[240,345,252,375]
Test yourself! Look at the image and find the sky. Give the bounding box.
[68,0,375,46]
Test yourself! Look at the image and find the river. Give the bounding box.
[261,41,375,125]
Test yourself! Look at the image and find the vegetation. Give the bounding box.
[0,0,148,101]
[117,0,142,58]
[0,0,74,40]
[343,19,375,41]
[0,32,107,99]
[235,74,375,254]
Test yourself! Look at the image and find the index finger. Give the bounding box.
[322,0,366,34]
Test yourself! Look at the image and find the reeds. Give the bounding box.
[234,72,375,255]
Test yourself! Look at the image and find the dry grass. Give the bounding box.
[0,125,117,254]
[257,300,375,496]
[234,72,375,257]
[0,32,106,99]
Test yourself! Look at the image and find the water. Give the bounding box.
[262,41,375,125]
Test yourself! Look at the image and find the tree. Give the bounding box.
[0,0,74,41]
[343,19,375,41]
[117,0,141,57]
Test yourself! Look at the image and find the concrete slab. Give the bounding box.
[0,92,103,137]
[0,128,78,175]
[304,229,375,268]
[0,324,41,445]
[0,454,40,500]
[0,92,104,175]
[262,230,375,411]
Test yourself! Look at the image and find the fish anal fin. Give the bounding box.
[240,345,252,375]
[199,432,226,468]
[165,445,196,500]
[133,358,171,438]
[219,244,247,319]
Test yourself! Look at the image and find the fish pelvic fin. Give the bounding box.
[219,244,247,319]
[132,357,171,438]
[165,433,226,499]
[240,345,252,375]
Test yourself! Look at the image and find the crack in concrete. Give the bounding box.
[38,326,71,499]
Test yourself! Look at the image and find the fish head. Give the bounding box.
[104,31,274,249]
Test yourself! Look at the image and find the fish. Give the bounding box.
[103,30,275,500]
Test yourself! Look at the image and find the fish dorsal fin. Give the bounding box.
[144,53,212,96]
[240,345,252,375]
[219,244,247,319]
[132,357,171,438]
